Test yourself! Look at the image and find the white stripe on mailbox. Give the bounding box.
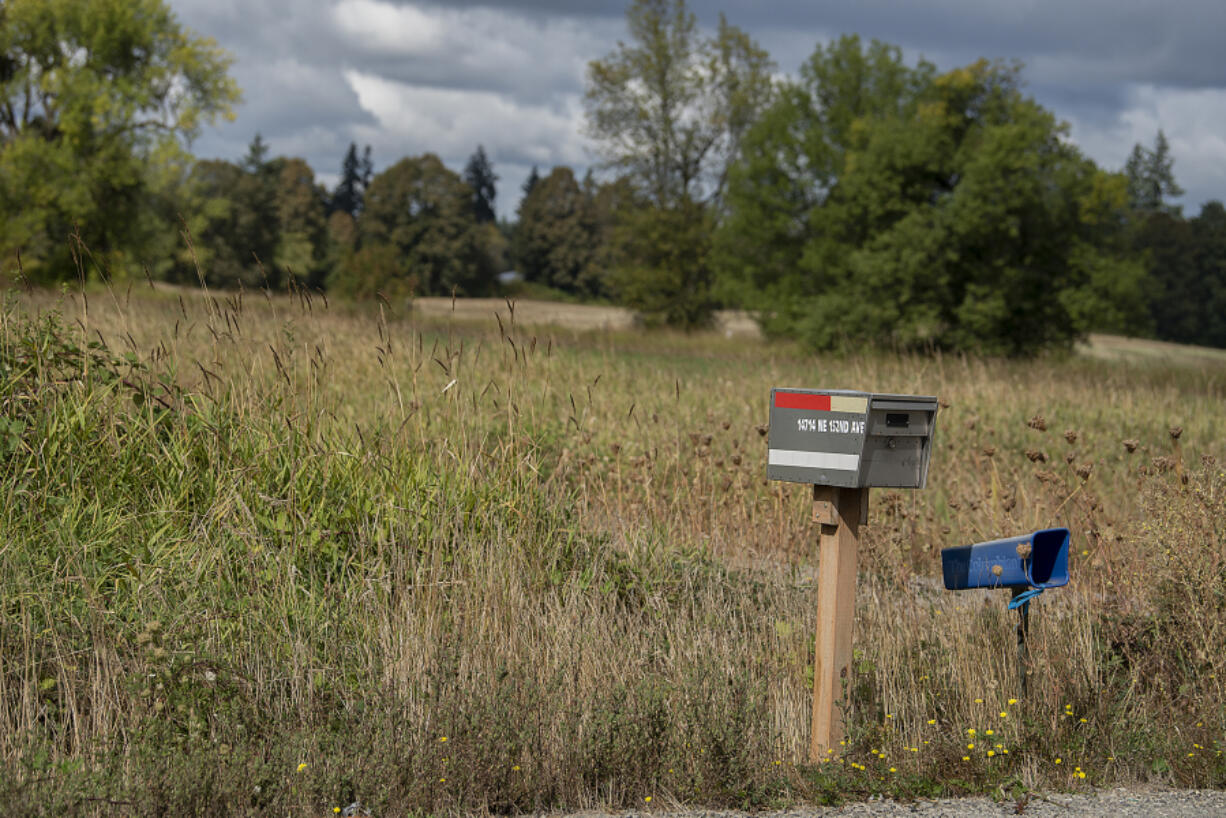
[768,449,860,472]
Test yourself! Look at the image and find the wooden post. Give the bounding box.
[810,484,867,762]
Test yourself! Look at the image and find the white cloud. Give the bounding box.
[330,0,614,102]
[331,0,447,58]
[343,68,591,167]
[1064,84,1226,210]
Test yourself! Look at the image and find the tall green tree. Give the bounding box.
[521,165,540,198]
[1125,130,1184,215]
[340,154,491,298]
[271,156,329,288]
[718,52,1147,355]
[584,0,773,327]
[714,35,934,311]
[514,166,602,296]
[1137,201,1226,347]
[463,145,498,224]
[330,142,369,219]
[0,0,239,281]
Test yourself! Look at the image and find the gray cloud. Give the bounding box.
[169,0,1226,215]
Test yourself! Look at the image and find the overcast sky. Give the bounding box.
[168,0,1226,220]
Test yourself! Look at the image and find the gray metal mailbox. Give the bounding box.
[767,388,938,488]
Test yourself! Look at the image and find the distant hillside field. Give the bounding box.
[409,296,762,337]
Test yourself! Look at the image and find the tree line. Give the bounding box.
[2,0,1223,354]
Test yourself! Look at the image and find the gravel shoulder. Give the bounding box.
[560,788,1226,817]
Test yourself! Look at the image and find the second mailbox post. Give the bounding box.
[767,389,938,761]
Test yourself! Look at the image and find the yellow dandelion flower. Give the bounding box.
[644,796,652,803]
[889,767,896,773]
[967,728,976,735]
[987,750,996,757]
[1008,698,1018,705]
[1055,758,1062,764]
[886,713,894,719]
[927,719,936,725]
[296,763,307,773]
[1189,752,1196,757]
[512,765,521,771]
[333,809,341,815]
[975,698,984,704]
[438,736,447,743]
[999,711,1008,718]
[1077,771,1086,779]
[962,756,970,762]
[967,743,975,750]
[1079,718,1088,723]
[439,777,446,783]
[985,729,994,736]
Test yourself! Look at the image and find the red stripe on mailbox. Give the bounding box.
[774,392,831,411]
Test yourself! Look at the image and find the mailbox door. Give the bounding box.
[860,397,938,488]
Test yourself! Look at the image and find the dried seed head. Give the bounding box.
[965,418,977,430]
[756,424,768,437]
[702,434,713,446]
[1203,454,1217,469]
[982,445,997,457]
[939,398,951,409]
[1001,495,1016,512]
[1169,426,1183,440]
[1064,451,1077,464]
[1151,455,1174,473]
[721,420,731,430]
[1075,463,1093,481]
[610,443,621,456]
[1025,449,1047,463]
[688,432,702,447]
[1027,415,1047,431]
[1064,429,1078,444]
[1122,439,1139,453]
[731,454,742,466]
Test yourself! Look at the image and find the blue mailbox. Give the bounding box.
[941,528,1070,591]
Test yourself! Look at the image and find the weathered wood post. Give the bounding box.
[767,389,938,762]
[810,484,867,760]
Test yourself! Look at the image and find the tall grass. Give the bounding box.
[1,284,1224,815]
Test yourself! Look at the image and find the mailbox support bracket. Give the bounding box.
[812,485,869,527]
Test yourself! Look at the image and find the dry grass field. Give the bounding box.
[408,296,762,338]
[1,286,1224,814]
